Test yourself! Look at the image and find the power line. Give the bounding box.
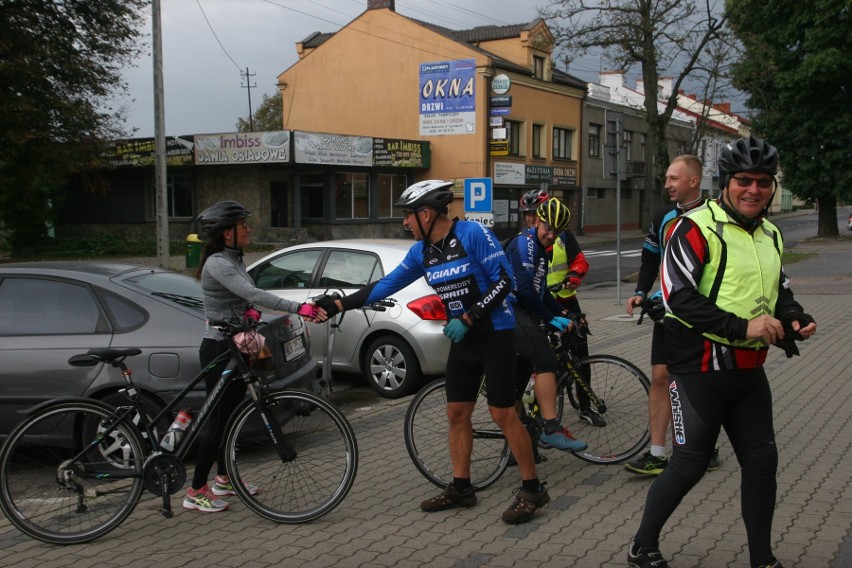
[417,0,512,27]
[195,0,243,73]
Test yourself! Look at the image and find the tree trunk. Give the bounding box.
[648,117,670,216]
[817,194,838,237]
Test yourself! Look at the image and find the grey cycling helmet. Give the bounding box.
[197,200,252,238]
[395,180,454,211]
[520,188,549,212]
[718,136,779,190]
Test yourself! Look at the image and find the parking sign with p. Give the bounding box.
[464,177,493,213]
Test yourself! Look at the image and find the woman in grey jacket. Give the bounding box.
[184,201,324,513]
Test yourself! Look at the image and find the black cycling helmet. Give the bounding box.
[395,180,454,212]
[519,189,549,212]
[718,136,779,190]
[197,200,252,238]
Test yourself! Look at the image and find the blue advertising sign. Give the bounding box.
[419,59,476,136]
[464,178,493,213]
[490,95,512,107]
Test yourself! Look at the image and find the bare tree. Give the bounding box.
[540,0,728,208]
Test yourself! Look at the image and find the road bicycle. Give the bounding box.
[0,316,358,544]
[403,319,650,490]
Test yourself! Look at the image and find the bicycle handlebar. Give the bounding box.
[636,296,665,325]
[207,318,267,336]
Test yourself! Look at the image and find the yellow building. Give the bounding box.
[277,0,586,240]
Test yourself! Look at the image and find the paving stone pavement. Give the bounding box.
[1,222,849,568]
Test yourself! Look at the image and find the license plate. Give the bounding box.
[284,336,306,361]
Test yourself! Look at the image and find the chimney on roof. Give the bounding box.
[658,77,672,99]
[367,0,395,10]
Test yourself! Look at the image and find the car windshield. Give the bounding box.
[122,271,205,311]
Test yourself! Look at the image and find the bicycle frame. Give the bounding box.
[61,334,299,507]
[549,330,604,413]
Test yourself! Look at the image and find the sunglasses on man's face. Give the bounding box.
[731,175,775,189]
[539,222,560,235]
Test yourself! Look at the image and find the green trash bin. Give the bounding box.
[185,233,202,270]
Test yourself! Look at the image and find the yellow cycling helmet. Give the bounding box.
[536,197,571,231]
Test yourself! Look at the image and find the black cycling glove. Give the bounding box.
[314,295,340,318]
[773,311,815,358]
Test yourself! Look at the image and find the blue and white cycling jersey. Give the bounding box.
[504,227,564,322]
[362,220,515,333]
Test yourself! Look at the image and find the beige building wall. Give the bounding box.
[276,5,587,238]
[278,9,584,187]
[280,9,489,180]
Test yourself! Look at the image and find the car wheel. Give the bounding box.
[363,335,423,398]
[94,391,169,466]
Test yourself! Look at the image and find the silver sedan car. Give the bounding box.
[247,239,451,398]
[0,262,318,440]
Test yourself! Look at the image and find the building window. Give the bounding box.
[553,127,573,160]
[300,173,325,219]
[586,187,605,199]
[623,130,633,161]
[150,174,192,217]
[588,124,601,158]
[532,124,545,158]
[335,172,369,219]
[640,133,647,161]
[506,120,522,156]
[377,173,407,218]
[533,55,545,80]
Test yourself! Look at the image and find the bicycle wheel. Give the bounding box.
[0,401,145,544]
[558,355,650,464]
[403,378,509,491]
[224,389,358,523]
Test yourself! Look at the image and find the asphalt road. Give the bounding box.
[581,208,849,284]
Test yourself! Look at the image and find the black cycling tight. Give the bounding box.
[634,367,779,568]
[191,338,248,489]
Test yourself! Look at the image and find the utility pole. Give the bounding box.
[153,0,169,269]
[605,111,625,306]
[241,67,256,131]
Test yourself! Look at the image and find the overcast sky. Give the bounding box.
[120,0,611,138]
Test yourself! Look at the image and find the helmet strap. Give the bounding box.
[224,225,243,255]
[418,209,441,246]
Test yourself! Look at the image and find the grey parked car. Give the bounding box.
[247,239,451,398]
[0,262,318,439]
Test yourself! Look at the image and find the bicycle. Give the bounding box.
[0,316,358,544]
[403,318,650,490]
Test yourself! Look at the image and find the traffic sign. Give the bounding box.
[464,177,492,213]
[466,212,494,228]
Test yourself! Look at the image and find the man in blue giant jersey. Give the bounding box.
[315,180,550,525]
[504,197,587,452]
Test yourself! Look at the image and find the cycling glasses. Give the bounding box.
[730,175,775,189]
[539,222,560,236]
